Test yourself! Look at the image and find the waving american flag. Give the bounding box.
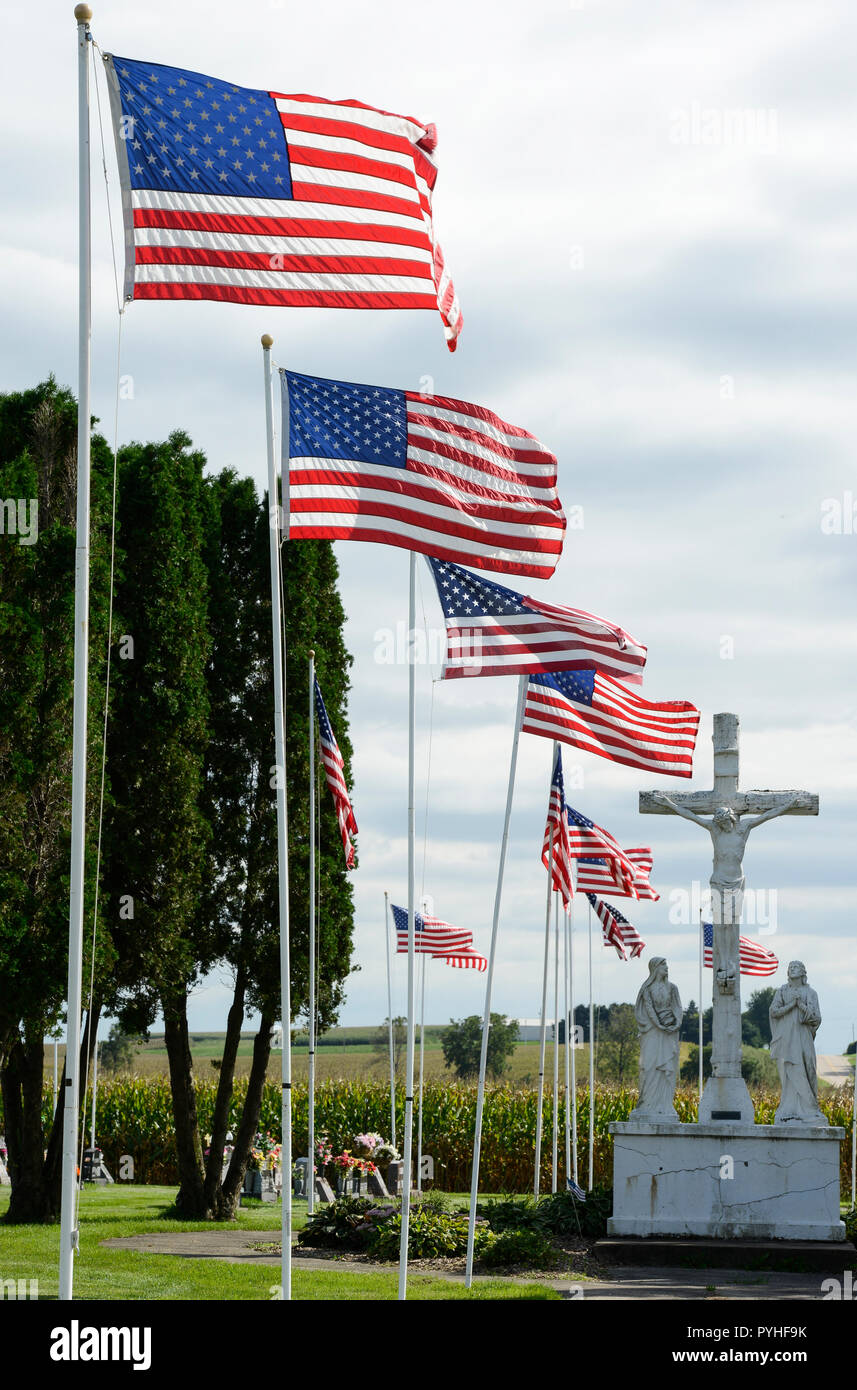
[282,370,564,578]
[575,850,659,902]
[542,746,577,909]
[523,670,700,778]
[426,558,646,681]
[587,895,646,961]
[703,923,778,977]
[391,904,472,954]
[314,677,357,869]
[105,54,461,349]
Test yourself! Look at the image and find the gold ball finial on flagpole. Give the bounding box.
[74,4,93,21]
[309,649,315,659]
[261,334,274,349]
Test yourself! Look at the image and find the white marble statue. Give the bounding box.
[631,958,683,1121]
[769,961,827,1125]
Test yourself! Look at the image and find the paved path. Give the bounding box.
[818,1054,855,1085]
[100,1230,834,1299]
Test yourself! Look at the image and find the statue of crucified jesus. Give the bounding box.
[651,795,802,923]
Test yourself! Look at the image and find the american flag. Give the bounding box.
[314,676,357,869]
[105,55,461,349]
[586,894,646,960]
[391,904,472,954]
[425,558,646,682]
[437,949,488,972]
[522,670,700,778]
[564,804,641,898]
[702,923,779,977]
[574,850,659,902]
[567,1180,587,1201]
[542,746,577,909]
[282,370,564,578]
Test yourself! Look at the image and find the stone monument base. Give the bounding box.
[608,1121,846,1242]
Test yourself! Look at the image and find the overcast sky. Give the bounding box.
[4,0,856,1053]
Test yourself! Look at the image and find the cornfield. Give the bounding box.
[29,1077,855,1193]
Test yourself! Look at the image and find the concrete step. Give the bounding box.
[594,1237,857,1274]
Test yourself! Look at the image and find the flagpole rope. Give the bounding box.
[75,291,125,1232]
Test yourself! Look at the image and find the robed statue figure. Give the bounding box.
[631,957,683,1122]
[769,961,827,1125]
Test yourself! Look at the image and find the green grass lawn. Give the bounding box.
[0,1186,561,1301]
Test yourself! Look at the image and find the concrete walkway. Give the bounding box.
[100,1230,836,1299]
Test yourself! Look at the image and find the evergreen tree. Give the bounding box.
[0,380,114,1222]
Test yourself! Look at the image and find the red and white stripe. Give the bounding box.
[704,932,779,977]
[289,392,564,579]
[542,787,577,910]
[110,75,462,349]
[444,600,646,683]
[590,897,646,961]
[574,850,659,902]
[437,949,488,972]
[319,729,357,870]
[523,674,700,778]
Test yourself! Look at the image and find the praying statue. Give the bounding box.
[631,957,683,1122]
[769,961,827,1125]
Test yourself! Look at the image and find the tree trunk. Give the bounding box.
[2,1007,102,1225]
[163,996,208,1218]
[219,1013,275,1218]
[2,1034,50,1222]
[203,962,246,1211]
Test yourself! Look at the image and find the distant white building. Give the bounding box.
[515,1018,556,1042]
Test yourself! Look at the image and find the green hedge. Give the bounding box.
[21,1077,855,1192]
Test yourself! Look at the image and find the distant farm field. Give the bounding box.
[43,1028,697,1087]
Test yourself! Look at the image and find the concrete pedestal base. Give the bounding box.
[608,1121,846,1241]
[697,1075,755,1125]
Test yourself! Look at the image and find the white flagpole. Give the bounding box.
[699,913,704,1102]
[844,1028,850,1212]
[263,336,292,1301]
[465,674,528,1288]
[570,866,578,1186]
[59,2,94,1303]
[417,949,426,1193]
[588,900,594,1191]
[90,1039,98,1152]
[397,551,417,1301]
[563,894,571,1187]
[384,892,396,1148]
[307,649,316,1216]
[534,819,555,1197]
[551,890,559,1194]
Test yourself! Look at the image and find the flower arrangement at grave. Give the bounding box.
[248,1130,282,1172]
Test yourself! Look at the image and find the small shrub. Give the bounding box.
[536,1185,611,1239]
[478,1228,559,1269]
[297,1195,378,1251]
[844,1208,857,1244]
[368,1207,492,1261]
[416,1187,451,1213]
[480,1194,541,1233]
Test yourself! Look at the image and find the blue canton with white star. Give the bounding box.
[110,55,293,199]
[314,680,334,743]
[586,893,629,924]
[565,802,596,831]
[285,371,408,468]
[529,668,595,707]
[391,904,428,935]
[428,557,532,620]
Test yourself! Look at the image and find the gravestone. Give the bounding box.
[608,713,845,1243]
[81,1147,113,1185]
[368,1167,390,1198]
[314,1175,336,1204]
[293,1157,309,1197]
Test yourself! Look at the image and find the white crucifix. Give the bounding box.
[640,712,818,1124]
